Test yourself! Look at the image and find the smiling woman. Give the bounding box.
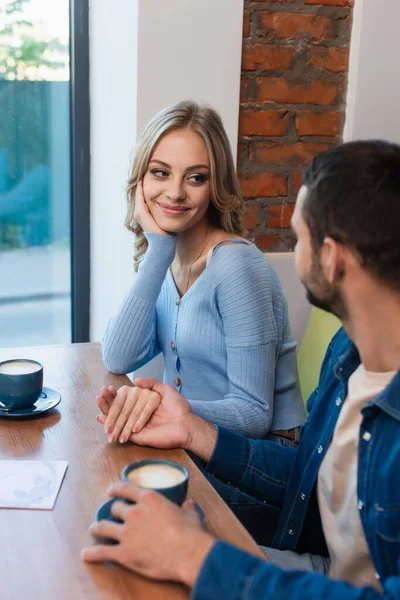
[100,101,305,441]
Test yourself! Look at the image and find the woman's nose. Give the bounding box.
[165,182,186,201]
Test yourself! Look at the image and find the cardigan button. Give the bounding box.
[317,445,323,454]
[288,529,294,536]
[176,297,181,305]
[300,493,306,501]
[174,377,181,387]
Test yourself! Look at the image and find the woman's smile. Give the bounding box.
[156,202,191,216]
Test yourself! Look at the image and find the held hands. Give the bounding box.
[81,482,215,586]
[96,384,162,444]
[96,379,194,449]
[133,180,169,235]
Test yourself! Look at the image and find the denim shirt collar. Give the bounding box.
[331,339,360,383]
[332,337,400,423]
[370,370,400,421]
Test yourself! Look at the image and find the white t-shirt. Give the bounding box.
[318,364,396,591]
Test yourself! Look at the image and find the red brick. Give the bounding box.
[259,12,334,42]
[240,173,287,198]
[242,44,295,71]
[295,111,341,136]
[293,171,303,194]
[253,142,329,167]
[243,204,261,229]
[310,47,349,73]
[306,0,351,5]
[240,77,246,103]
[256,235,281,250]
[256,78,337,105]
[239,109,289,136]
[243,11,250,38]
[267,204,294,228]
[236,143,245,169]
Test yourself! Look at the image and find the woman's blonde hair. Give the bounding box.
[125,100,246,271]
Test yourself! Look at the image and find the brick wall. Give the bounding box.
[238,0,353,251]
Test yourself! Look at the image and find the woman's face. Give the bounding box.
[142,128,212,234]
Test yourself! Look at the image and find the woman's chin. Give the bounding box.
[155,218,190,235]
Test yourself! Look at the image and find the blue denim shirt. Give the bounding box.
[192,328,400,599]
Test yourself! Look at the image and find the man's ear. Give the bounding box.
[320,237,345,284]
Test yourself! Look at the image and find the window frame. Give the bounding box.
[70,0,90,342]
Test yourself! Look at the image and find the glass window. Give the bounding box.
[0,0,71,347]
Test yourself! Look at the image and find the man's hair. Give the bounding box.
[302,140,400,291]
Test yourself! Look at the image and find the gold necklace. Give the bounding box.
[172,228,213,295]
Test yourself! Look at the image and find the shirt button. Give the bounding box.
[174,377,181,387]
[335,397,342,406]
[171,341,176,350]
[288,529,294,535]
[362,431,372,441]
[317,445,323,454]
[358,500,364,510]
[300,493,306,501]
[175,297,181,305]
[375,572,380,580]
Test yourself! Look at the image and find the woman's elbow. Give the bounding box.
[236,404,272,439]
[102,348,129,375]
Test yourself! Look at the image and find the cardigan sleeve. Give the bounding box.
[102,233,177,374]
[187,244,296,438]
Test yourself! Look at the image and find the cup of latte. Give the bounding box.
[122,459,189,505]
[0,359,44,410]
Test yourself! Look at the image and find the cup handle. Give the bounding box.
[40,391,48,399]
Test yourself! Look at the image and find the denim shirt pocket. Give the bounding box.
[375,504,400,576]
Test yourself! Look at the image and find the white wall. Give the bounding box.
[89,0,244,342]
[344,0,400,143]
[137,0,244,157]
[89,0,139,341]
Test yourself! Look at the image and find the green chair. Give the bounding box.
[297,307,341,405]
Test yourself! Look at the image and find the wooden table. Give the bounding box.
[0,343,263,599]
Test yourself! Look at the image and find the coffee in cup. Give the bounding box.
[0,359,43,410]
[126,462,187,488]
[95,459,189,528]
[122,459,189,505]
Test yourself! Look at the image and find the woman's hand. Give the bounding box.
[134,179,169,235]
[96,385,117,425]
[96,384,161,444]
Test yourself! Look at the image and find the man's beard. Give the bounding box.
[302,252,347,320]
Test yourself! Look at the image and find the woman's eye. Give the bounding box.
[151,169,169,178]
[188,174,207,184]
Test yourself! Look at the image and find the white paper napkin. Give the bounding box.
[0,460,68,509]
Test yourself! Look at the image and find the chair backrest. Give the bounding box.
[297,307,341,404]
[265,252,312,346]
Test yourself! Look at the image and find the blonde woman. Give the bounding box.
[99,101,305,443]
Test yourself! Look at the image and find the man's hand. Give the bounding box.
[96,379,218,462]
[128,379,218,461]
[81,482,215,586]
